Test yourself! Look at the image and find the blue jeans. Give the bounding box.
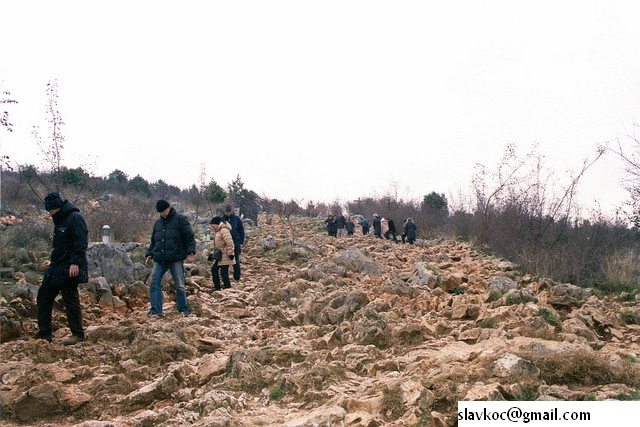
[149,261,189,315]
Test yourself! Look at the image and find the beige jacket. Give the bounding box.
[210,222,236,266]
[380,218,389,235]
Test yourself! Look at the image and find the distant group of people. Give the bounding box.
[34,193,246,345]
[324,214,356,237]
[325,212,417,244]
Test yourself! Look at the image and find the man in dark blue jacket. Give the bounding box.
[145,200,196,317]
[35,192,88,345]
[222,204,245,281]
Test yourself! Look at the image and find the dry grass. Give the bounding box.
[517,348,640,388]
[601,250,640,294]
[381,384,405,421]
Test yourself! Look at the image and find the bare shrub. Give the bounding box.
[456,143,639,288]
[82,196,154,242]
[0,220,51,267]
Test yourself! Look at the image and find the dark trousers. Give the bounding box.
[37,266,84,338]
[212,264,231,290]
[232,245,241,281]
[384,231,399,243]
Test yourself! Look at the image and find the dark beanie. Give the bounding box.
[44,192,63,211]
[210,216,222,225]
[156,199,171,212]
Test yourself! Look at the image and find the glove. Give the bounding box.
[207,253,214,262]
[229,255,235,261]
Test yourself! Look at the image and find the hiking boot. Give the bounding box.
[62,335,84,346]
[33,331,52,342]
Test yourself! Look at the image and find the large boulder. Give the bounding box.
[86,243,147,285]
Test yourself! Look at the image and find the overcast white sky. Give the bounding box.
[1,0,639,217]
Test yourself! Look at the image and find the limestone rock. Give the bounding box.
[0,214,638,426]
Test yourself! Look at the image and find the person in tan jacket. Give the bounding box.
[208,216,236,291]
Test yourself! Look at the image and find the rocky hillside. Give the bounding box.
[1,214,640,426]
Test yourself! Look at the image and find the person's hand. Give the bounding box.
[69,264,79,277]
[186,254,196,263]
[145,256,152,267]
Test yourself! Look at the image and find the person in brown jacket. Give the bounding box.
[208,216,236,291]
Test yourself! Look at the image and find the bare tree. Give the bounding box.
[33,80,65,191]
[0,84,18,212]
[607,125,640,225]
[190,162,209,224]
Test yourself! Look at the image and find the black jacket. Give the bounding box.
[145,208,196,263]
[404,220,417,240]
[373,217,381,234]
[345,220,355,233]
[50,200,89,283]
[325,216,337,233]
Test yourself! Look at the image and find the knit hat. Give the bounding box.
[156,199,171,212]
[44,192,63,211]
[210,216,222,225]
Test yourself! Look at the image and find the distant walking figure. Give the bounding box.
[403,218,417,244]
[346,217,356,235]
[383,218,399,243]
[336,214,347,238]
[372,214,382,238]
[325,214,337,237]
[222,204,245,282]
[360,217,370,235]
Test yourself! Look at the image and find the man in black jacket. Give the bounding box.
[372,214,382,238]
[145,200,196,317]
[222,204,245,281]
[34,192,88,345]
[384,218,399,243]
